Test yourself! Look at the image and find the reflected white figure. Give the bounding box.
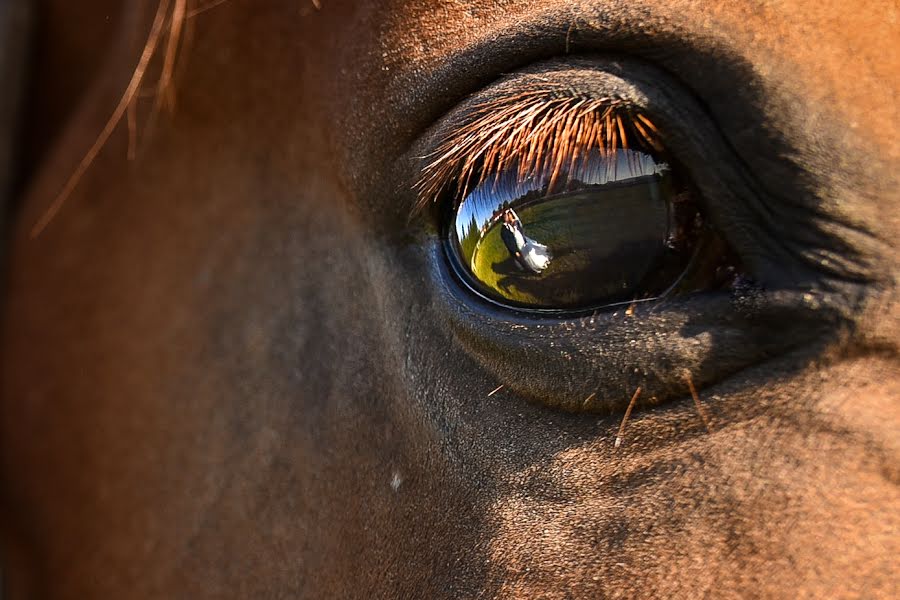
[501,209,552,274]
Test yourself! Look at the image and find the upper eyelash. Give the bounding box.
[414,84,663,211]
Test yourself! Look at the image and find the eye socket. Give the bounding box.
[405,57,840,413]
[421,82,741,313]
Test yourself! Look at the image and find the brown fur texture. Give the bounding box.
[2,0,898,598]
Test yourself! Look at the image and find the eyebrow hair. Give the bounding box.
[414,85,662,211]
[31,0,183,237]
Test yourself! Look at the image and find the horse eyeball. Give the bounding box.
[446,148,717,312]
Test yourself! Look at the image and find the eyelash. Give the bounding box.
[414,85,665,212]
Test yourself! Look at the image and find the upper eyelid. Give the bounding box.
[385,31,760,232]
[406,54,861,289]
[381,11,758,156]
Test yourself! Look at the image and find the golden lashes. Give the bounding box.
[415,84,663,209]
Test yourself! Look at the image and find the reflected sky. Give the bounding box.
[454,149,670,242]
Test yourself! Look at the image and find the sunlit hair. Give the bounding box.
[415,85,662,211]
[31,0,322,237]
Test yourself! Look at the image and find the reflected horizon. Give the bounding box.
[454,148,671,250]
[448,148,685,309]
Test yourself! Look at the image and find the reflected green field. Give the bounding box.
[466,180,670,307]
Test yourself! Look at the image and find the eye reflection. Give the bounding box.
[498,207,552,274]
[448,148,703,310]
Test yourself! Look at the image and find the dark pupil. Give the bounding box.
[449,148,700,310]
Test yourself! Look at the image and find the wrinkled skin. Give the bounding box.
[2,0,898,598]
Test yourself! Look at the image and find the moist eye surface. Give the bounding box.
[446,148,705,309]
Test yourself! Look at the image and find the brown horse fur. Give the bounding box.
[2,0,898,598]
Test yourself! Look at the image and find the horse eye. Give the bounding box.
[446,147,723,311]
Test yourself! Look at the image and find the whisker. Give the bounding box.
[156,0,187,114]
[683,370,712,432]
[187,0,230,19]
[614,386,642,448]
[31,0,175,238]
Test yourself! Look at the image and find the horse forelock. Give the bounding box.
[29,0,324,238]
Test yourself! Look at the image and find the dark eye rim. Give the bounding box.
[426,235,843,415]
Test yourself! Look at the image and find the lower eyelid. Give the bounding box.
[428,242,838,414]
